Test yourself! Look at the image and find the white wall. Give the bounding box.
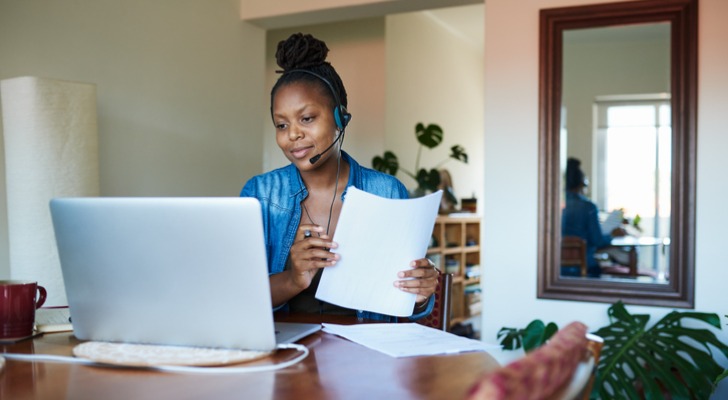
[386,6,485,203]
[482,0,728,364]
[0,0,267,278]
[563,25,670,179]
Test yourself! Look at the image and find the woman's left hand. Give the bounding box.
[394,258,439,304]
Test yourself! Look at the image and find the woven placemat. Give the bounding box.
[73,341,272,367]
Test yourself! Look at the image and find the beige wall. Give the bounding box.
[386,6,485,203]
[482,0,728,361]
[241,0,481,29]
[0,0,267,277]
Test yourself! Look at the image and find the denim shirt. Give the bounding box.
[241,151,434,321]
[561,191,612,274]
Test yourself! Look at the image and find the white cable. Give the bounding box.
[2,343,309,374]
[3,353,96,366]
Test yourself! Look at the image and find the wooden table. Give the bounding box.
[0,313,499,399]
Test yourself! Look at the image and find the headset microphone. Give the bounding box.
[309,130,343,164]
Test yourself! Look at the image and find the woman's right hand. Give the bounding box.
[611,227,628,237]
[287,224,339,290]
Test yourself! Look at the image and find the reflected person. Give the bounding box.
[561,158,626,277]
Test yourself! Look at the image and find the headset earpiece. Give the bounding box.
[281,69,351,132]
[334,105,352,131]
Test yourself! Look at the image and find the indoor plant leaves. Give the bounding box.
[498,319,559,352]
[497,303,728,398]
[372,151,399,175]
[372,123,468,197]
[415,168,441,195]
[415,123,444,149]
[449,145,468,163]
[592,301,728,399]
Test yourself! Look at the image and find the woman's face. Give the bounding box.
[272,82,338,171]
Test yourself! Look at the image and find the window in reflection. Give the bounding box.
[593,96,671,280]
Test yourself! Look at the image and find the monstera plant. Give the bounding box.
[372,122,468,198]
[498,302,728,399]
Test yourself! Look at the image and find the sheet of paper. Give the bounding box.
[322,323,499,357]
[315,187,442,317]
[601,209,624,235]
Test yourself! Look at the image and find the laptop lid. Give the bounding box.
[50,197,316,351]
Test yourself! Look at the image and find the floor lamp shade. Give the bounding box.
[1,76,100,306]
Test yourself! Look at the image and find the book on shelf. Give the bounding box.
[446,212,480,218]
[465,264,481,279]
[468,301,482,316]
[35,307,73,333]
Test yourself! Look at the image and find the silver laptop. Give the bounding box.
[50,197,320,351]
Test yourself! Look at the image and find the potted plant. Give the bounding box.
[372,122,468,200]
[498,302,728,399]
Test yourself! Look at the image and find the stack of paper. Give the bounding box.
[323,323,499,358]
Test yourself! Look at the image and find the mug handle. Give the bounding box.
[35,285,47,309]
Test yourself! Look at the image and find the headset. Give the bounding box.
[281,69,352,164]
[278,69,352,236]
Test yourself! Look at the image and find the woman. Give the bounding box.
[562,158,627,277]
[241,33,437,321]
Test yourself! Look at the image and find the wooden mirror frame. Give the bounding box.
[537,0,697,308]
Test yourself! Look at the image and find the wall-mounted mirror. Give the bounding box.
[537,0,697,307]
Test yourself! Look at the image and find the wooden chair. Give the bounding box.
[561,236,588,277]
[577,333,604,400]
[466,321,604,400]
[403,272,453,331]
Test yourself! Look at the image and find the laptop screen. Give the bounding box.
[51,197,278,351]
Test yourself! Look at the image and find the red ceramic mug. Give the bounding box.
[0,280,47,339]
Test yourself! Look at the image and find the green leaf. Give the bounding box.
[415,123,444,149]
[497,327,523,350]
[544,322,558,340]
[372,151,398,175]
[521,320,546,351]
[415,168,440,193]
[592,301,728,399]
[496,319,559,352]
[715,369,728,387]
[449,145,468,163]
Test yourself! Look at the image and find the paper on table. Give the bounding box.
[315,187,442,317]
[322,323,499,358]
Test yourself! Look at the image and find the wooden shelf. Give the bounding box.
[427,215,482,328]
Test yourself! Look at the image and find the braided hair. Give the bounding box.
[271,33,348,113]
[565,157,586,191]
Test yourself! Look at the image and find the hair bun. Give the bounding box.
[566,157,581,168]
[565,157,585,190]
[275,33,330,71]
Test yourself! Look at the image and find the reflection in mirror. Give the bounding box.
[537,0,697,308]
[561,23,671,283]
